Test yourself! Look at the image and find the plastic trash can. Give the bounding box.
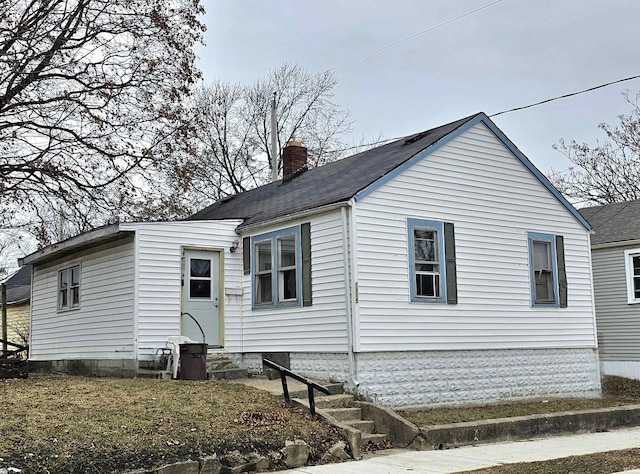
[179,343,208,380]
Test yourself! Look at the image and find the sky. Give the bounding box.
[197,0,640,176]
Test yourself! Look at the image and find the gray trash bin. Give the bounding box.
[179,343,207,380]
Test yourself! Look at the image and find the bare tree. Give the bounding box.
[247,63,353,174]
[550,92,640,206]
[0,0,205,245]
[158,64,354,214]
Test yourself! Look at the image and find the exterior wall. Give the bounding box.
[232,348,599,408]
[591,244,640,377]
[239,211,349,353]
[6,302,30,347]
[30,237,136,361]
[121,220,242,359]
[354,122,596,352]
[355,348,600,407]
[601,361,640,380]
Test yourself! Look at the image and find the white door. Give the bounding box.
[181,249,220,346]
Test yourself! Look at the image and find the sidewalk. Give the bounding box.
[273,426,640,473]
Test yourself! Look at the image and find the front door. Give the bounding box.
[181,249,220,346]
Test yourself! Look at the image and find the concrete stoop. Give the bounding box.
[292,392,394,459]
[206,353,247,380]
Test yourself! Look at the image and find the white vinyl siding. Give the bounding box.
[240,211,349,353]
[354,122,596,352]
[120,220,242,357]
[29,238,136,360]
[593,245,640,361]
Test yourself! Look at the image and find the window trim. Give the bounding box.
[527,232,559,307]
[407,218,446,303]
[251,226,302,310]
[57,264,81,312]
[187,256,214,301]
[624,248,640,304]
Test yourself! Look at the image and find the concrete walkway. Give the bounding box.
[273,426,640,473]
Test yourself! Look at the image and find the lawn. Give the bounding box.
[2,375,640,474]
[398,376,640,427]
[0,375,342,473]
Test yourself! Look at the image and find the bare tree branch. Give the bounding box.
[549,91,640,206]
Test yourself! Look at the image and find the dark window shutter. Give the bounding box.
[242,237,250,275]
[444,222,458,304]
[301,222,312,306]
[556,235,567,308]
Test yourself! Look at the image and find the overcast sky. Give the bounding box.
[197,0,640,175]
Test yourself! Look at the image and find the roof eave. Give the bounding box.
[591,239,640,250]
[19,224,134,266]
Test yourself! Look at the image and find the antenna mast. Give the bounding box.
[270,92,278,182]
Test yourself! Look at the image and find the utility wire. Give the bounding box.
[327,0,503,73]
[490,74,640,117]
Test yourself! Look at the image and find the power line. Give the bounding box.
[327,0,504,73]
[490,74,640,117]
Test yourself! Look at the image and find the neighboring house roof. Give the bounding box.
[189,112,589,231]
[580,199,640,246]
[2,265,32,305]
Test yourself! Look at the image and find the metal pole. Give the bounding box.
[270,91,278,182]
[1,282,7,356]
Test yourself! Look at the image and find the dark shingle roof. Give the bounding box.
[580,199,640,246]
[4,265,32,304]
[188,113,481,228]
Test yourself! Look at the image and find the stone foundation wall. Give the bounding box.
[29,359,137,377]
[234,348,601,408]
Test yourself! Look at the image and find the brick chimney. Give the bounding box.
[282,140,307,182]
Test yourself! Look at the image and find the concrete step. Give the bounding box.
[207,360,236,371]
[323,407,362,422]
[360,432,390,445]
[208,367,248,380]
[289,382,344,398]
[315,394,354,409]
[344,419,376,433]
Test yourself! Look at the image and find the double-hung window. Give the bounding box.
[252,226,302,308]
[408,218,457,304]
[527,232,567,307]
[58,264,80,311]
[624,249,640,304]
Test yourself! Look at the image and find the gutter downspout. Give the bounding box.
[341,205,359,391]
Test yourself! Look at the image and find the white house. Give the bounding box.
[21,112,601,407]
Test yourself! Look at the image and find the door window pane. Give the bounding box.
[189,258,212,299]
[190,259,211,278]
[190,280,211,298]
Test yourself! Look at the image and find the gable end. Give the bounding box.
[354,113,590,231]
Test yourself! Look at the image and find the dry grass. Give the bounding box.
[0,375,341,473]
[403,376,640,474]
[468,448,640,474]
[398,375,640,427]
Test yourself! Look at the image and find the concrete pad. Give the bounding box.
[273,427,640,473]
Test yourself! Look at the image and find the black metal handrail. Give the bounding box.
[180,312,206,343]
[263,359,330,417]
